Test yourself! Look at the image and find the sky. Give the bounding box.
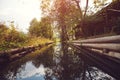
[0,0,112,33]
[0,0,41,33]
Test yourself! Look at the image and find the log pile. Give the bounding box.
[0,41,54,65]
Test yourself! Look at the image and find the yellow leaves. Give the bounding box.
[40,0,51,16]
[26,37,52,46]
[0,23,27,50]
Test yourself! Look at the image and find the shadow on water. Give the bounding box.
[0,42,117,80]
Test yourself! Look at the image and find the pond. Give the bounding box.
[0,42,116,80]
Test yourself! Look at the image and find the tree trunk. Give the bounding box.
[75,0,89,37]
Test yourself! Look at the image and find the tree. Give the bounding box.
[73,0,89,38]
[29,18,41,37]
[40,0,51,17]
[40,16,53,39]
[49,0,83,40]
[29,17,53,39]
[40,0,113,40]
[0,23,27,49]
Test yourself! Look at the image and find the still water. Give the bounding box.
[0,42,116,80]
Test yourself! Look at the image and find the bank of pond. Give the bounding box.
[0,42,53,66]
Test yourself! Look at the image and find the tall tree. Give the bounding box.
[50,0,82,40]
[0,23,27,49]
[29,17,53,39]
[29,18,41,37]
[73,0,89,37]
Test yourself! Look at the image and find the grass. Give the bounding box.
[25,37,53,46]
[0,37,53,51]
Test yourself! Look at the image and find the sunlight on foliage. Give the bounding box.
[26,37,52,46]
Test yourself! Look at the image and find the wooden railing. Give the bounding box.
[71,35,120,53]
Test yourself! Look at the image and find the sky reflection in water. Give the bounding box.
[16,62,45,80]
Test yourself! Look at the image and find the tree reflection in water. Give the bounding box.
[0,42,115,80]
[44,42,114,80]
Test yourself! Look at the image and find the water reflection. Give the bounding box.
[0,45,54,80]
[17,63,45,80]
[0,42,116,80]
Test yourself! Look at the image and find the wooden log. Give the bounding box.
[72,35,120,43]
[0,45,36,55]
[0,43,53,63]
[73,43,120,53]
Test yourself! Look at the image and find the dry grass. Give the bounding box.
[25,37,53,46]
